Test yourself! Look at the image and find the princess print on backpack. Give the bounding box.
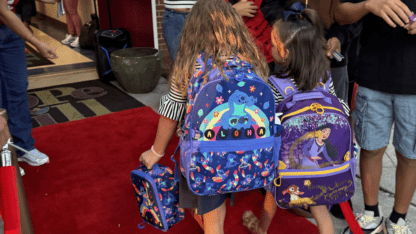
[180,52,279,196]
[299,124,338,169]
[270,75,355,209]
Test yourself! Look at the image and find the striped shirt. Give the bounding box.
[158,58,350,122]
[164,0,196,9]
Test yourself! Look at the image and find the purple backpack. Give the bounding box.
[268,76,356,209]
[175,52,280,196]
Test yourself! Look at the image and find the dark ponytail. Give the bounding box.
[274,8,330,91]
[300,8,325,33]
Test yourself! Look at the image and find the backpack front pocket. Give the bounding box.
[187,137,275,195]
[272,161,355,209]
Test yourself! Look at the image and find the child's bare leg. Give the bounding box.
[203,201,226,234]
[310,205,334,234]
[257,191,278,234]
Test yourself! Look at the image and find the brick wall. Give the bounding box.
[155,0,172,78]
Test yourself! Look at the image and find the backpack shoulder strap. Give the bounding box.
[268,75,298,99]
[315,72,332,93]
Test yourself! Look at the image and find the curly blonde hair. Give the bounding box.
[172,0,269,96]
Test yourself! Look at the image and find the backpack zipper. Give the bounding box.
[273,161,351,187]
[281,103,344,122]
[197,136,275,152]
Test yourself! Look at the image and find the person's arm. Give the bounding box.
[334,1,369,25]
[228,0,258,18]
[334,0,412,27]
[302,139,314,156]
[326,21,363,58]
[140,81,187,169]
[139,116,179,170]
[0,0,57,58]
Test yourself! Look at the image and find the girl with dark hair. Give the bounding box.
[242,8,349,234]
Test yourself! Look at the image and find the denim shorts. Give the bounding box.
[352,86,416,159]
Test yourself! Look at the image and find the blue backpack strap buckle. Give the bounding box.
[170,145,181,183]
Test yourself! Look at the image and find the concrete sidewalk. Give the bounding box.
[118,77,416,232]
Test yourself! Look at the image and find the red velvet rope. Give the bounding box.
[340,201,364,234]
[0,166,21,234]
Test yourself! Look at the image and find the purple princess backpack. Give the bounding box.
[176,52,280,196]
[268,76,356,209]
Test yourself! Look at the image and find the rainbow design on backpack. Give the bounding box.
[199,89,271,141]
[179,51,280,195]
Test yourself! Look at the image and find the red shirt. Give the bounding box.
[226,0,274,63]
[0,0,20,25]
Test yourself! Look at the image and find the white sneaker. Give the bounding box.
[62,34,76,45]
[386,218,412,234]
[341,210,385,234]
[17,148,49,166]
[70,37,80,48]
[19,167,25,176]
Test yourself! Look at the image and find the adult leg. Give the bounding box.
[0,26,35,156]
[342,87,393,234]
[203,201,226,234]
[62,0,75,36]
[360,147,386,206]
[394,151,416,214]
[390,94,416,220]
[66,0,82,36]
[353,86,393,208]
[162,9,189,63]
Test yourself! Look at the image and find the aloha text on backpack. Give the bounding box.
[178,52,280,195]
[268,76,356,209]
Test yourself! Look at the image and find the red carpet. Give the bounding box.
[22,107,319,234]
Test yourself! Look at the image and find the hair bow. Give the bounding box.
[282,2,306,21]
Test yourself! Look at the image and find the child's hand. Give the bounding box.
[140,149,162,170]
[311,156,322,160]
[233,0,258,18]
[364,0,412,28]
[326,37,341,59]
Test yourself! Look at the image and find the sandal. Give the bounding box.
[242,210,261,234]
[191,208,204,230]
